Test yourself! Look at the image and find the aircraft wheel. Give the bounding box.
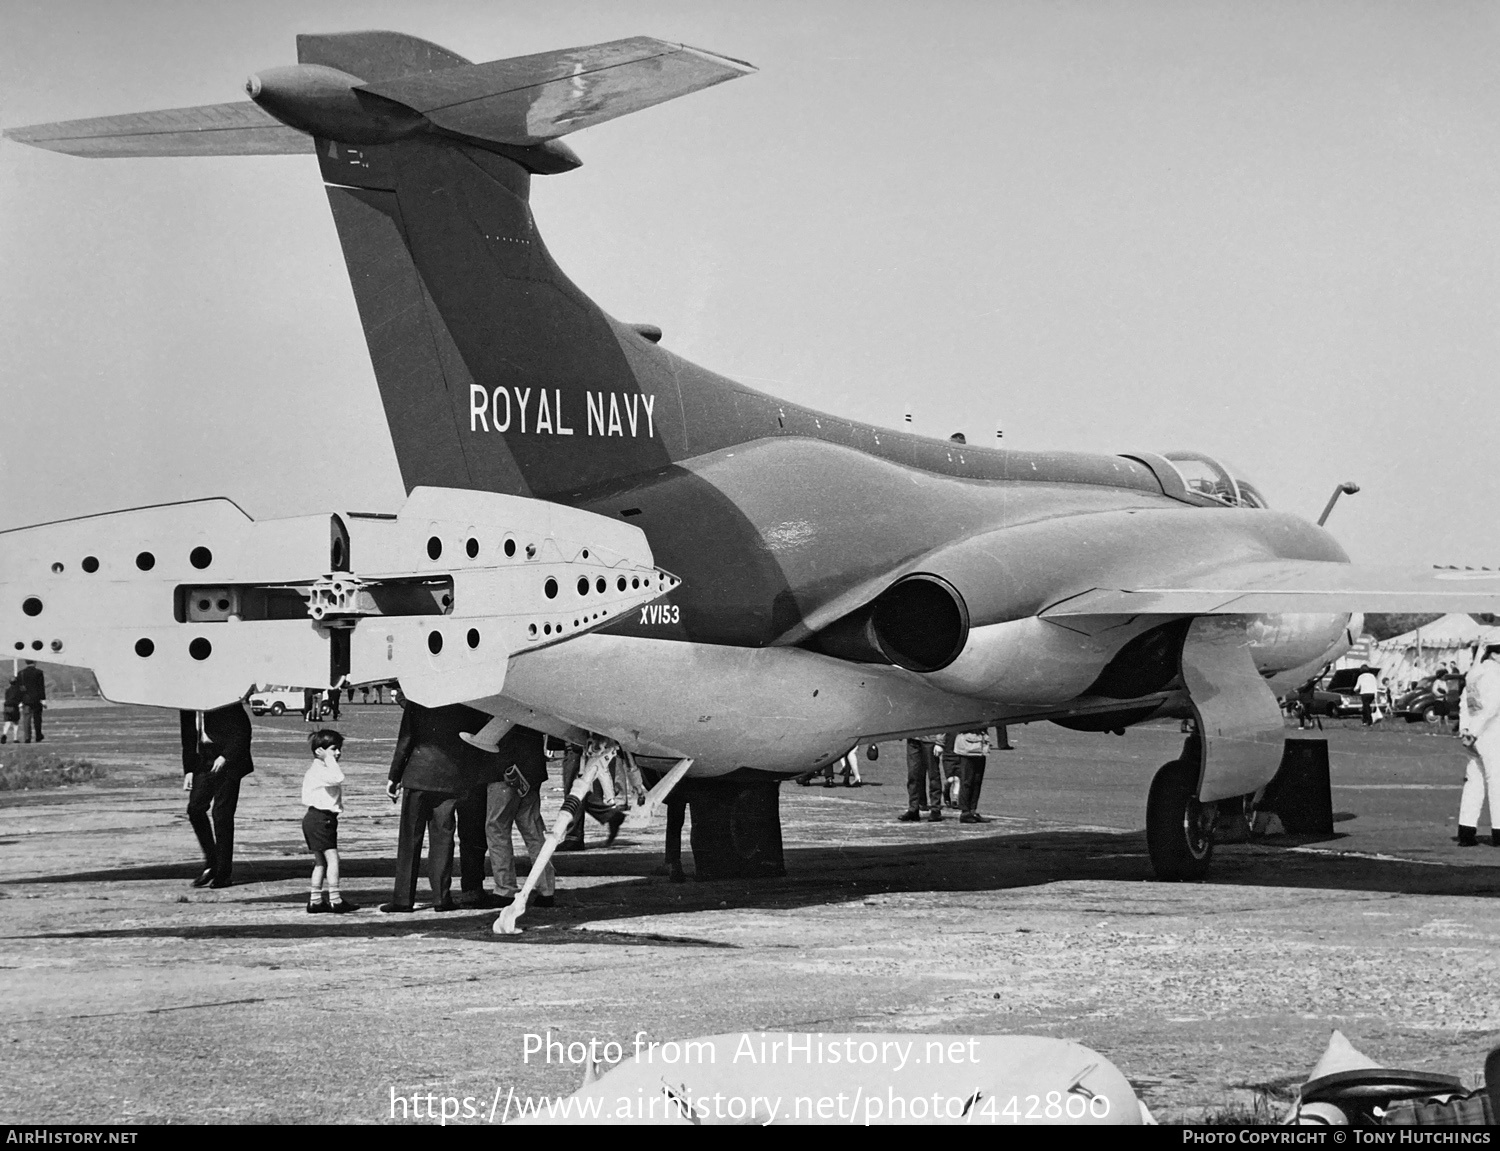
[1146,759,1214,881]
[270,702,285,716]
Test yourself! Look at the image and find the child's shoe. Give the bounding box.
[307,899,330,914]
[329,899,360,914]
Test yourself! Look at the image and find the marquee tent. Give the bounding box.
[1370,614,1500,686]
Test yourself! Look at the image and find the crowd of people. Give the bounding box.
[168,648,1500,906]
[172,691,1018,906]
[176,697,637,911]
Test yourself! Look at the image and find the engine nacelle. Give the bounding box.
[923,615,1160,704]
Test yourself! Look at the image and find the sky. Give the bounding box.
[2,0,1498,566]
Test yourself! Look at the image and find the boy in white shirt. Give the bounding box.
[303,729,358,913]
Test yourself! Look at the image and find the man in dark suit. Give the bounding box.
[18,661,46,743]
[382,700,494,913]
[179,702,255,888]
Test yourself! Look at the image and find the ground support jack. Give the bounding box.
[495,737,618,935]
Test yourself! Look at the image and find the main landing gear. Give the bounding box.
[1145,756,1217,882]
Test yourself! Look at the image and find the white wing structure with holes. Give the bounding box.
[0,486,676,711]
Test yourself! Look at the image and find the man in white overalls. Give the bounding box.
[1457,643,1500,847]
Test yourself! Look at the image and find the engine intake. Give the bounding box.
[810,573,969,673]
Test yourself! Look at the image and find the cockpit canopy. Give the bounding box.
[1161,451,1269,508]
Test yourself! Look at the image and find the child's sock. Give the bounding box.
[309,887,327,904]
[328,888,341,903]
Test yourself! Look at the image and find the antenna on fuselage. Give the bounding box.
[1317,481,1361,527]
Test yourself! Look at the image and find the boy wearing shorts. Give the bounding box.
[303,729,358,913]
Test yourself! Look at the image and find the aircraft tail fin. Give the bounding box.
[5,32,757,498]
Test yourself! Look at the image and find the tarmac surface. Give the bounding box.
[1,703,1497,1124]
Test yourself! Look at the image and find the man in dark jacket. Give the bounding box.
[18,661,46,743]
[382,700,494,913]
[180,702,255,887]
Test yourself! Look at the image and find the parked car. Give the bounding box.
[1394,674,1466,724]
[1285,676,1347,720]
[248,686,309,717]
[1286,666,1380,719]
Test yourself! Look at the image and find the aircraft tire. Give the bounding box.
[1146,759,1213,881]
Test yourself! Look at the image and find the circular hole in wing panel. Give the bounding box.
[576,577,589,596]
[427,536,442,561]
[50,640,62,652]
[595,577,606,594]
[81,556,99,573]
[21,597,42,617]
[50,562,63,574]
[544,578,558,600]
[30,640,42,651]
[135,638,154,657]
[135,552,155,572]
[504,538,516,558]
[466,628,480,649]
[466,537,479,559]
[189,546,212,570]
[428,630,443,654]
[617,577,627,592]
[189,637,211,661]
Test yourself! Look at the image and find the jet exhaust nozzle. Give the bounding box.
[246,64,425,144]
[811,573,969,673]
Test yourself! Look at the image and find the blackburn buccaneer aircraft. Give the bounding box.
[8,31,1500,886]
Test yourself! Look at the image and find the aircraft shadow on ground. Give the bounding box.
[10,827,1499,946]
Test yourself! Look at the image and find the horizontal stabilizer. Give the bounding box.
[1043,560,1500,618]
[360,36,756,145]
[2,101,313,157]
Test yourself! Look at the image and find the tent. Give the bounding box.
[1370,614,1500,688]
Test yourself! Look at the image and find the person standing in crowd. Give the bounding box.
[944,727,991,824]
[1457,643,1500,847]
[557,741,624,851]
[454,784,495,909]
[837,746,862,787]
[325,679,344,722]
[179,700,255,888]
[659,785,690,882]
[482,725,556,908]
[1,677,20,744]
[1356,666,1380,726]
[899,736,944,823]
[382,701,492,913]
[302,728,357,913]
[17,660,45,742]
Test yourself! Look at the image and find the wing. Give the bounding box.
[3,101,313,157]
[360,36,756,144]
[1042,560,1500,617]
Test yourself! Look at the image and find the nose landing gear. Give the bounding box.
[1146,757,1217,881]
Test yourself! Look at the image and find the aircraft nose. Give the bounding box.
[244,73,262,99]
